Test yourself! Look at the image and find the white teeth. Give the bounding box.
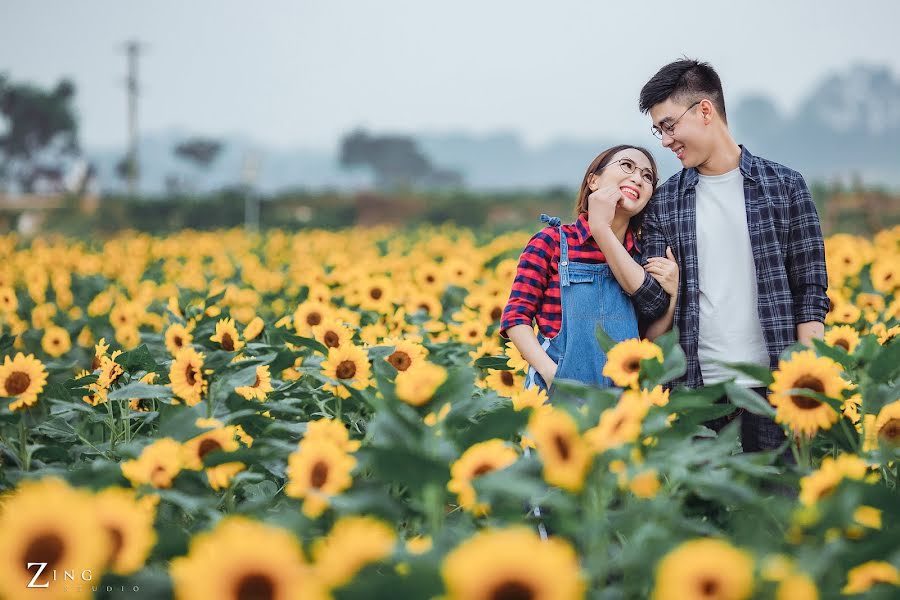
[621,188,637,200]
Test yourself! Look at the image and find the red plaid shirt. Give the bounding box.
[500,213,637,339]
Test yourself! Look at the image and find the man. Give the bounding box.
[594,58,829,454]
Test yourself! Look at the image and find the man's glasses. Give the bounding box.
[651,100,701,139]
[601,158,655,186]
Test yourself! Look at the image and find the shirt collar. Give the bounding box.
[684,144,758,188]
[575,212,638,252]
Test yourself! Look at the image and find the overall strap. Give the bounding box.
[540,213,569,286]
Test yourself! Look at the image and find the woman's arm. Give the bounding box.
[506,324,558,387]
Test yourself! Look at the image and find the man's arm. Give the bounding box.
[627,197,671,321]
[786,172,829,344]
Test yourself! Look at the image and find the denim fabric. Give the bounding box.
[525,214,640,393]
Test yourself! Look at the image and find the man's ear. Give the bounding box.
[700,99,715,124]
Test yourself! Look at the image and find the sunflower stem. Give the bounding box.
[18,417,29,471]
[839,416,860,453]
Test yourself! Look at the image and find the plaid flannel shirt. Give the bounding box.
[630,146,829,388]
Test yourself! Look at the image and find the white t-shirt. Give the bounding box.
[695,167,770,387]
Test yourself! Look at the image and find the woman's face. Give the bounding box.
[588,148,656,217]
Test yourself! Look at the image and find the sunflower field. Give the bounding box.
[0,224,898,600]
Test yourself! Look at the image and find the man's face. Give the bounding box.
[649,99,708,169]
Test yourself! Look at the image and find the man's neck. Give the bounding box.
[696,130,742,176]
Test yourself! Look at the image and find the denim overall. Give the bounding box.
[525,214,640,392]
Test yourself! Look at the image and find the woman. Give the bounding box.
[499,145,678,392]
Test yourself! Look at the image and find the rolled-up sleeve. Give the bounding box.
[499,230,554,338]
[786,172,829,324]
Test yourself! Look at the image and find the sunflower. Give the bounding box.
[447,439,519,515]
[825,301,861,325]
[41,325,72,358]
[169,347,207,406]
[164,322,194,356]
[77,325,93,348]
[449,318,489,346]
[303,418,361,452]
[182,427,241,470]
[504,342,530,373]
[629,469,661,499]
[210,317,245,352]
[652,538,755,600]
[413,263,446,294]
[468,338,504,363]
[120,438,184,489]
[424,402,452,426]
[355,275,396,313]
[0,352,49,411]
[384,337,429,372]
[482,368,523,398]
[0,285,17,313]
[584,394,649,454]
[775,573,818,600]
[841,561,900,594]
[311,316,355,350]
[207,462,247,491]
[872,400,900,448]
[293,300,334,337]
[871,322,900,345]
[441,527,585,600]
[235,365,275,401]
[242,315,265,341]
[395,361,448,406]
[798,454,868,506]
[824,325,861,354]
[529,408,593,492]
[320,343,372,399]
[285,438,356,518]
[0,478,108,600]
[93,487,157,575]
[129,372,160,411]
[870,257,900,293]
[511,386,550,411]
[170,517,324,600]
[603,339,664,389]
[115,325,140,349]
[96,351,125,388]
[404,292,443,319]
[312,516,396,590]
[768,350,847,437]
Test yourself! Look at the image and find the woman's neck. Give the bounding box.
[610,212,630,244]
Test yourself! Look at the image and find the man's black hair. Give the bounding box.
[639,58,727,123]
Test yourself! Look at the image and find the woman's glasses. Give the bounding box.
[602,158,655,186]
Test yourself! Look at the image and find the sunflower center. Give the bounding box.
[790,376,825,410]
[5,371,31,396]
[490,580,534,600]
[388,351,412,371]
[252,374,261,388]
[879,419,900,444]
[106,525,125,567]
[151,465,170,487]
[625,359,641,373]
[173,335,183,348]
[221,333,235,351]
[324,331,341,347]
[491,307,502,320]
[835,338,850,351]
[310,460,330,488]
[553,434,571,461]
[418,303,431,313]
[235,573,276,600]
[185,365,198,386]
[472,463,494,477]
[335,360,357,380]
[698,577,719,597]
[22,533,65,572]
[426,275,435,283]
[501,371,514,387]
[370,288,383,300]
[198,438,223,460]
[91,355,102,370]
[306,312,322,326]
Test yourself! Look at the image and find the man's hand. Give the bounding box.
[644,246,679,296]
[587,186,623,234]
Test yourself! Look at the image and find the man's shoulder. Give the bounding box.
[749,153,804,188]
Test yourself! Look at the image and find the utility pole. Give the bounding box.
[123,41,142,196]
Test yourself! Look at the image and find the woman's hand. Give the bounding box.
[644,246,679,296]
[539,361,558,389]
[586,186,622,233]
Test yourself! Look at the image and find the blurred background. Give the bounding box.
[1,0,899,235]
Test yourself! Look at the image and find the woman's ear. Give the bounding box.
[587,174,599,191]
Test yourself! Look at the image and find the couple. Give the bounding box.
[500,58,829,454]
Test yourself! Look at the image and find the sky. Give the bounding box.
[1,0,899,152]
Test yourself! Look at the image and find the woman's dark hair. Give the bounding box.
[639,58,727,123]
[574,144,659,237]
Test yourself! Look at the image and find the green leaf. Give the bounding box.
[456,403,529,449]
[725,383,775,417]
[595,323,616,353]
[812,338,856,372]
[474,356,512,370]
[356,446,451,488]
[117,344,159,373]
[107,382,173,401]
[868,339,900,383]
[717,361,775,387]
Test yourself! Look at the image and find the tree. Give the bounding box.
[339,129,434,190]
[174,138,223,170]
[0,75,80,193]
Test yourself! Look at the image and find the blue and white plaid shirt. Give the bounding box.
[631,146,829,389]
